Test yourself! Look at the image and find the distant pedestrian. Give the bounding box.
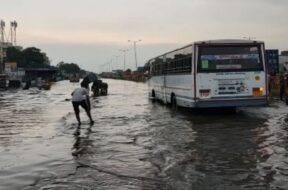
[268,74,273,94]
[71,84,94,125]
[280,75,285,100]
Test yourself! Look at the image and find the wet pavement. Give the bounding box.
[0,79,288,190]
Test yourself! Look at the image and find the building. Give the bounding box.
[266,49,279,74]
[4,62,25,86]
[281,51,288,56]
[279,51,288,73]
[24,68,58,81]
[0,42,13,72]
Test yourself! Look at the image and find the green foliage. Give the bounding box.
[5,47,22,63]
[5,46,50,68]
[57,61,81,74]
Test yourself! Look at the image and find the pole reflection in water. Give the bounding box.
[0,79,288,190]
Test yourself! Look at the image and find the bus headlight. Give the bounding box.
[253,87,263,96]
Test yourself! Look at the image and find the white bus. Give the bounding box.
[147,39,268,108]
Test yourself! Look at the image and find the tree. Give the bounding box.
[5,46,50,68]
[5,46,23,63]
[22,47,46,68]
[57,62,81,74]
[42,53,51,66]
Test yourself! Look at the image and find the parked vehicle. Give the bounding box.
[147,39,268,108]
[0,74,8,90]
[91,80,108,96]
[69,74,80,83]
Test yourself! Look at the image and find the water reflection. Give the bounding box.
[72,123,94,157]
[148,101,288,190]
[0,80,288,190]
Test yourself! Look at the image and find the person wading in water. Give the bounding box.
[71,83,94,125]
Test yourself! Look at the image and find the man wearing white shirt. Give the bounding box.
[71,84,94,125]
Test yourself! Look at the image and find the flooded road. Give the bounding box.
[1,79,288,190]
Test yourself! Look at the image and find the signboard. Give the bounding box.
[5,62,17,69]
[266,49,279,75]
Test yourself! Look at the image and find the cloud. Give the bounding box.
[2,0,288,72]
[33,42,178,72]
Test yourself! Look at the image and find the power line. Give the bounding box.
[128,39,141,70]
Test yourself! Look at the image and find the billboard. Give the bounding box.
[5,62,17,69]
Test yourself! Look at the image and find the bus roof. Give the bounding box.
[145,39,265,64]
[194,39,264,45]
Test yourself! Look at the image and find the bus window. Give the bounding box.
[198,45,263,73]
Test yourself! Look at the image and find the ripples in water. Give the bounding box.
[1,80,288,190]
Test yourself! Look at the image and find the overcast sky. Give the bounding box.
[1,0,288,72]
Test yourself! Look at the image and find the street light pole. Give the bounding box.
[109,59,113,72]
[119,49,129,71]
[106,61,111,73]
[113,55,120,70]
[110,59,112,72]
[128,40,141,70]
[0,20,5,73]
[100,64,106,73]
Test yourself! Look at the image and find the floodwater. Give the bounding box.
[0,79,288,190]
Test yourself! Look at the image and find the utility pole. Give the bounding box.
[109,59,111,72]
[119,49,129,71]
[106,61,110,72]
[128,39,141,70]
[10,21,13,44]
[108,59,113,72]
[11,21,17,45]
[99,64,106,73]
[113,55,120,70]
[0,19,5,73]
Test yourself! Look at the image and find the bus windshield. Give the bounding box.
[198,45,263,72]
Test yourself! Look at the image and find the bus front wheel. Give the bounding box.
[171,95,177,110]
[151,90,155,98]
[151,90,156,103]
